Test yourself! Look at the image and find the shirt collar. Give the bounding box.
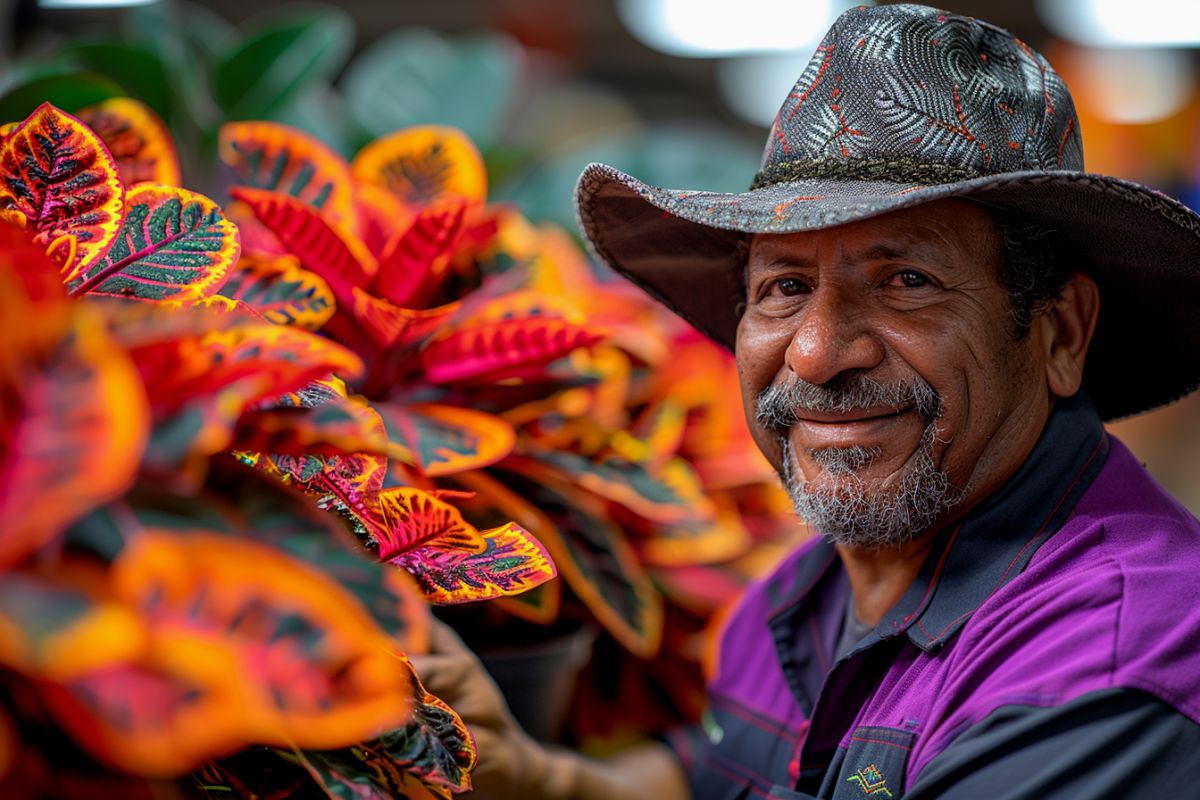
[769,391,1109,659]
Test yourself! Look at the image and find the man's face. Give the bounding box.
[736,199,1053,548]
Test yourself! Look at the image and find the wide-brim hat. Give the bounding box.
[575,3,1200,420]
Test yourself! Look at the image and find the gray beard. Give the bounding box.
[780,426,963,550]
[757,374,963,549]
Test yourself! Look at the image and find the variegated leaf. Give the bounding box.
[219,121,358,230]
[392,522,557,605]
[292,656,476,798]
[0,305,149,569]
[369,487,487,560]
[231,398,412,462]
[218,252,336,329]
[0,570,143,680]
[374,402,514,477]
[0,103,125,283]
[507,451,714,525]
[67,184,240,300]
[230,185,375,304]
[123,312,363,415]
[421,318,606,385]
[487,469,662,657]
[352,125,487,207]
[67,530,419,774]
[74,98,182,186]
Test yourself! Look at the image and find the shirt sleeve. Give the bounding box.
[906,687,1200,798]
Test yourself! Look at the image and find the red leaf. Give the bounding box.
[421,319,606,385]
[230,186,375,305]
[373,201,466,308]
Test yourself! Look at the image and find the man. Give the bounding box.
[413,4,1200,797]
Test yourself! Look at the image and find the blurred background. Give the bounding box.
[3,0,1199,512]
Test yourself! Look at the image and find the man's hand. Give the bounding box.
[410,621,690,800]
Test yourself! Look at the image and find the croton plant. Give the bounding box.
[0,96,800,796]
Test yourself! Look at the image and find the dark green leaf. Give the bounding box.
[0,72,124,122]
[57,41,173,121]
[213,5,354,120]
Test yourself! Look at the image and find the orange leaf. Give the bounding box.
[352,125,487,207]
[0,306,149,569]
[394,521,557,605]
[218,252,336,330]
[63,530,420,775]
[75,98,182,186]
[0,103,125,283]
[219,121,358,231]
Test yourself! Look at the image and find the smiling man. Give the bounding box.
[413,4,1200,798]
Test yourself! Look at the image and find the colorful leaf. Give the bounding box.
[350,291,458,349]
[392,521,557,605]
[370,487,487,559]
[374,402,515,477]
[633,493,752,568]
[219,120,357,229]
[355,181,414,258]
[121,309,363,415]
[485,469,662,657]
[0,102,125,283]
[422,318,606,385]
[67,183,240,300]
[352,125,487,207]
[74,98,181,186]
[0,303,149,569]
[230,185,376,302]
[0,570,144,680]
[507,451,714,525]
[373,200,466,308]
[218,252,335,329]
[148,461,431,654]
[231,398,412,462]
[73,530,418,774]
[293,656,476,798]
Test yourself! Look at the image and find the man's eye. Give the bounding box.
[889,270,930,288]
[772,277,809,296]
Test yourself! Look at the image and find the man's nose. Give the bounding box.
[784,285,884,385]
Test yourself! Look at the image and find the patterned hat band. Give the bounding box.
[749,158,992,191]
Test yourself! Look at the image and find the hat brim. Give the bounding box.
[575,163,1200,420]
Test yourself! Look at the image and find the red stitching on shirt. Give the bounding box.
[850,735,913,751]
[711,695,803,744]
[898,524,963,625]
[707,756,773,798]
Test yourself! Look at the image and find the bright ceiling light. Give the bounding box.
[717,52,812,127]
[1038,0,1200,47]
[38,0,158,7]
[617,0,861,58]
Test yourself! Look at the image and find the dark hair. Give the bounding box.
[992,212,1072,338]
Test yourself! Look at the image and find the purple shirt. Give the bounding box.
[669,395,1200,798]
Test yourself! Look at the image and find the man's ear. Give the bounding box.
[1038,271,1100,398]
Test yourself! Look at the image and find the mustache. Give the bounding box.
[755,373,941,434]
